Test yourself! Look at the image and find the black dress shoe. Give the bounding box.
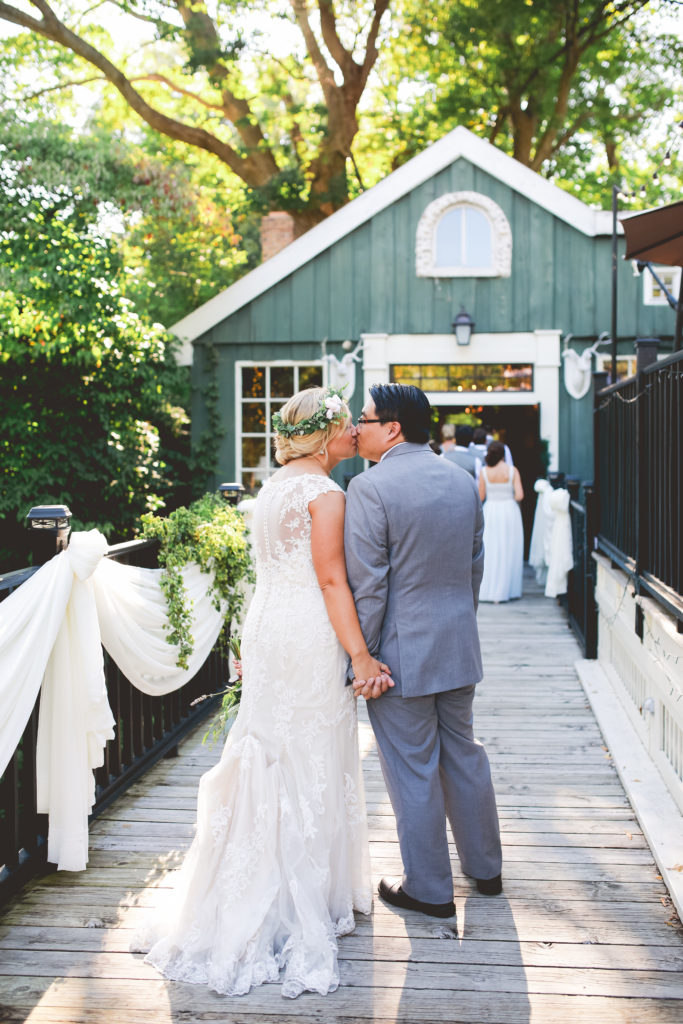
[476,874,502,895]
[378,877,455,918]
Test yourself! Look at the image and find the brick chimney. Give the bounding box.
[260,211,296,261]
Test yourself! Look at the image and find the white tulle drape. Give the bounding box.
[529,480,553,585]
[528,482,574,598]
[544,489,574,598]
[0,530,225,872]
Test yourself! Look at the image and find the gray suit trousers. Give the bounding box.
[367,686,502,904]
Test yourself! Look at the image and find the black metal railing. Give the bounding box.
[566,481,599,658]
[594,342,683,627]
[0,539,228,906]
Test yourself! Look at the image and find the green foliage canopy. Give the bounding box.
[0,118,194,569]
[0,0,391,234]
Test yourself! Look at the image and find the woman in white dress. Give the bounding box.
[136,387,390,998]
[478,441,525,603]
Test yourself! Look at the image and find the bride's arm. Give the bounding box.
[309,491,392,689]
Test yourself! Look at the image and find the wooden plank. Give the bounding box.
[3,926,683,973]
[3,948,683,1000]
[2,573,683,1023]
[3,975,683,1024]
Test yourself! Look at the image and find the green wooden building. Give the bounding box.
[174,126,678,535]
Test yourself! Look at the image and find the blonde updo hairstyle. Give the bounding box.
[273,387,351,465]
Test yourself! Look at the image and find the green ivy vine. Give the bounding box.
[140,492,254,670]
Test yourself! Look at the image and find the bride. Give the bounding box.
[136,386,391,999]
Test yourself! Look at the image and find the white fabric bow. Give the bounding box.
[0,531,225,871]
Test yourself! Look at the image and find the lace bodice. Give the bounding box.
[251,474,343,587]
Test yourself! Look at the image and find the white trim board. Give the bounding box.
[361,329,562,470]
[172,126,621,346]
[576,659,683,921]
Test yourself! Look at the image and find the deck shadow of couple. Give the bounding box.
[379,893,530,1024]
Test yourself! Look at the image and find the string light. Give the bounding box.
[615,118,682,204]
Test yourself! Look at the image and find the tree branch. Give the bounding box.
[22,74,106,100]
[531,108,593,171]
[173,0,279,178]
[357,0,390,92]
[131,73,226,113]
[318,0,355,79]
[289,0,338,107]
[0,0,275,185]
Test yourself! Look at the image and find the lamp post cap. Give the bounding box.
[26,505,72,522]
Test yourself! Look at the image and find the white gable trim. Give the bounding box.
[172,125,620,349]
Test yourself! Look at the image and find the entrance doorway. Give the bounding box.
[433,404,545,555]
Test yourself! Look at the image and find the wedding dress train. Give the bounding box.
[135,474,372,997]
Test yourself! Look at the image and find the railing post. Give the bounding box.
[592,370,609,545]
[25,505,72,566]
[583,481,598,659]
[565,478,580,502]
[634,341,659,573]
[633,339,659,638]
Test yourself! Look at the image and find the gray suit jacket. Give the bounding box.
[443,447,479,477]
[344,443,484,698]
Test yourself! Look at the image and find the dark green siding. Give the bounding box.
[192,156,677,483]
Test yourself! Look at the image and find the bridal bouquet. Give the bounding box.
[200,635,243,744]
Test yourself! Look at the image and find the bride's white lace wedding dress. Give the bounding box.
[136,474,372,998]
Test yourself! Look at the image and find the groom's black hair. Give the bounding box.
[369,383,431,444]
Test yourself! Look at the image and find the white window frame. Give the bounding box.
[595,353,637,380]
[641,265,681,306]
[416,191,512,278]
[235,360,325,487]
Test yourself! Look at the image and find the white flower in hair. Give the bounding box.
[324,394,343,419]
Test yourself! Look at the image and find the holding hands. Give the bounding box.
[351,652,394,701]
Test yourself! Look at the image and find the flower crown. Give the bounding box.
[272,387,347,438]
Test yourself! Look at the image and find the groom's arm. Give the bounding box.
[344,473,390,661]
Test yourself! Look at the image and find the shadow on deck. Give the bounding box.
[1,571,683,1023]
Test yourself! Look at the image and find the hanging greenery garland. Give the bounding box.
[140,493,254,670]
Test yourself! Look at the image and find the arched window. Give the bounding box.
[416,191,512,278]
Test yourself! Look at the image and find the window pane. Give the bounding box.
[242,470,265,491]
[270,366,294,398]
[242,436,266,468]
[448,365,470,383]
[242,366,265,398]
[242,402,267,433]
[421,364,448,380]
[392,365,420,385]
[298,364,323,389]
[270,400,286,431]
[426,377,450,391]
[464,208,492,268]
[391,364,533,392]
[435,208,463,267]
[502,365,533,391]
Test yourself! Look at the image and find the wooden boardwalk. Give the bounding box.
[2,574,683,1023]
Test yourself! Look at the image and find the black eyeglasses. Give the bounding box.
[356,416,385,426]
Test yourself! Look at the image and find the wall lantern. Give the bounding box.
[452,307,475,346]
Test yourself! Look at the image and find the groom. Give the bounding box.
[344,383,502,917]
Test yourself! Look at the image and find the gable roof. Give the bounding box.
[172,125,619,351]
